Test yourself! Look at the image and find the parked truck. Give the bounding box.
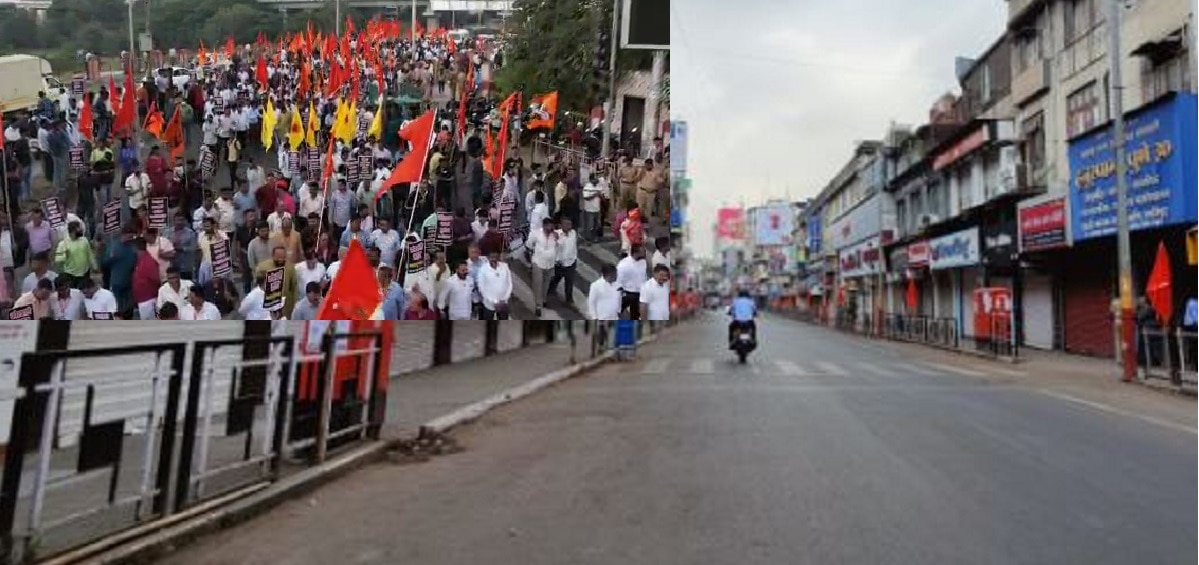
[0,54,64,116]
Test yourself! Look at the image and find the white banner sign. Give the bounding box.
[929,227,981,270]
[753,205,794,246]
[838,236,883,278]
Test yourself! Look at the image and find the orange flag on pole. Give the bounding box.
[316,239,382,320]
[379,110,437,197]
[527,91,559,130]
[1146,241,1174,324]
[78,96,94,142]
[490,92,518,179]
[163,105,185,161]
[143,101,165,139]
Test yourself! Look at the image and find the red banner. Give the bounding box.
[716,208,745,241]
[1019,198,1068,252]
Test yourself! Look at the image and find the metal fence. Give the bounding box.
[0,328,385,564]
[1137,328,1198,389]
[881,315,960,350]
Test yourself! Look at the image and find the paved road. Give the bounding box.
[159,314,1197,565]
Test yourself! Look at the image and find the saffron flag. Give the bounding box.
[379,109,436,196]
[78,95,93,142]
[113,66,137,134]
[107,75,120,115]
[527,91,559,130]
[163,105,185,161]
[255,54,269,91]
[490,92,518,179]
[1146,241,1173,324]
[143,101,165,139]
[316,239,382,321]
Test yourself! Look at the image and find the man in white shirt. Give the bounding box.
[639,264,671,321]
[651,237,671,269]
[547,218,579,307]
[477,249,513,319]
[53,277,85,320]
[179,285,223,320]
[299,182,325,226]
[527,186,548,230]
[525,217,559,317]
[295,252,327,292]
[239,274,272,320]
[587,264,621,320]
[214,187,238,238]
[81,278,118,319]
[266,201,292,236]
[156,267,193,314]
[581,175,603,242]
[371,217,402,267]
[125,163,150,213]
[193,193,219,233]
[437,261,475,320]
[616,245,649,320]
[245,162,266,193]
[471,209,489,244]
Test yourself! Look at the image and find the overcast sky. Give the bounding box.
[671,0,1008,259]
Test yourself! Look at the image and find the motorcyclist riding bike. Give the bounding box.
[728,290,758,347]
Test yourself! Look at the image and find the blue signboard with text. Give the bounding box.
[807,214,822,256]
[1068,93,1198,241]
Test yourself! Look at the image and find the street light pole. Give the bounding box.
[1106,0,1135,381]
[411,0,417,41]
[127,0,136,71]
[600,0,620,160]
[335,0,341,36]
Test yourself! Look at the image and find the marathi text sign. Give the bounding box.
[1068,93,1198,241]
[1019,197,1069,252]
[929,227,980,270]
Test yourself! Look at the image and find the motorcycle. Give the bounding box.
[730,328,756,364]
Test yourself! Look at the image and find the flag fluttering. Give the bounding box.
[261,98,277,150]
[379,110,436,196]
[78,96,94,142]
[287,107,305,150]
[163,106,185,161]
[316,239,383,320]
[527,91,559,130]
[1146,241,1174,324]
[143,101,165,139]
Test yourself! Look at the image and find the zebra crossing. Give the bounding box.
[617,357,1022,379]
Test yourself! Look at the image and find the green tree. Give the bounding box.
[496,0,660,113]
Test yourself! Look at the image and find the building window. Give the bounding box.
[1065,0,1096,44]
[1015,31,1041,73]
[896,199,908,236]
[1066,80,1105,138]
[1022,112,1046,174]
[1141,48,1192,102]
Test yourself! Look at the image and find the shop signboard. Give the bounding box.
[753,205,793,246]
[929,227,980,270]
[908,240,930,267]
[825,193,881,251]
[838,236,883,278]
[1018,197,1069,252]
[981,213,1018,270]
[1069,93,1198,241]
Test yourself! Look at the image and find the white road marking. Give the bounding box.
[775,360,808,377]
[856,363,893,378]
[815,362,847,375]
[1035,389,1197,436]
[690,358,714,374]
[642,358,672,375]
[920,362,988,377]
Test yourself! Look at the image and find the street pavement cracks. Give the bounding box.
[146,313,1195,565]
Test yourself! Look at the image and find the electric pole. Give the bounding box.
[1106,0,1136,382]
[600,0,620,160]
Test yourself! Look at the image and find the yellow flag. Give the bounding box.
[366,96,383,140]
[336,99,358,145]
[305,101,319,147]
[287,107,304,150]
[261,99,277,150]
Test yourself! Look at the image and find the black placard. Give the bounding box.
[236,89,251,104]
[7,305,33,320]
[347,158,360,184]
[357,154,373,177]
[102,200,121,234]
[263,266,285,310]
[307,147,321,172]
[211,96,225,113]
[69,145,86,172]
[211,239,232,278]
[199,145,217,179]
[41,197,65,230]
[435,212,453,246]
[288,150,300,174]
[422,224,437,265]
[497,199,515,235]
[91,311,114,320]
[70,75,85,100]
[406,239,425,274]
[148,197,168,229]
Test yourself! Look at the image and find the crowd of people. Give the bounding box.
[0,22,674,321]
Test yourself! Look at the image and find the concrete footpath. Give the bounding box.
[46,326,668,565]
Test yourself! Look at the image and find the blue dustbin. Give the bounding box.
[615,320,638,361]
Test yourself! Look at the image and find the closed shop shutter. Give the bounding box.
[1022,273,1054,350]
[390,324,435,376]
[451,322,488,363]
[497,321,524,352]
[933,271,954,320]
[960,269,978,338]
[62,321,245,447]
[1063,268,1113,357]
